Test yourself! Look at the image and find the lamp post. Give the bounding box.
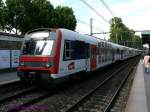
[90,18,93,36]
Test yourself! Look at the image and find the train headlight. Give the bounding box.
[45,63,50,68]
[44,61,54,68]
[20,62,25,66]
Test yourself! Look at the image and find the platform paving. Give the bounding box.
[144,62,150,111]
[0,71,19,85]
[125,60,148,112]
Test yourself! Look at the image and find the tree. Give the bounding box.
[132,35,142,49]
[109,17,142,48]
[109,17,129,44]
[1,0,77,34]
[54,6,76,30]
[4,0,54,34]
[20,0,54,34]
[0,0,5,30]
[4,0,25,34]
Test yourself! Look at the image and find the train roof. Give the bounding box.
[59,28,98,45]
[109,42,124,50]
[25,28,141,51]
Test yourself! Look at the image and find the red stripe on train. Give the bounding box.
[17,67,55,74]
[52,30,62,74]
[20,56,52,62]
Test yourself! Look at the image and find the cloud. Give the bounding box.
[111,0,150,17]
[73,0,111,34]
[123,9,150,30]
[49,0,150,38]
[106,0,150,31]
[49,0,67,7]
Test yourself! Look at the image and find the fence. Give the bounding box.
[0,50,20,69]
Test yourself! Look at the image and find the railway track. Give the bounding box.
[0,80,34,95]
[0,57,140,112]
[0,86,55,112]
[0,80,38,103]
[0,81,45,112]
[17,57,139,112]
[0,80,20,93]
[0,79,67,112]
[0,86,37,104]
[64,57,139,112]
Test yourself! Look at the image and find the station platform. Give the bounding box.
[125,60,149,112]
[0,71,19,85]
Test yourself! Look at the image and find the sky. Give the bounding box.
[50,0,150,40]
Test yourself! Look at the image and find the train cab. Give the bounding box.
[17,28,62,83]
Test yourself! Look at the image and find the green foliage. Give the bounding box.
[4,0,25,33]
[109,17,142,49]
[54,6,76,30]
[132,35,142,49]
[0,0,77,34]
[20,0,54,34]
[0,0,5,30]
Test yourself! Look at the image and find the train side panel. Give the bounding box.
[17,28,141,84]
[55,30,92,80]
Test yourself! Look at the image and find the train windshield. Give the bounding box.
[22,31,57,56]
[22,40,55,56]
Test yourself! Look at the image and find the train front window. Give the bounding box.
[22,40,55,56]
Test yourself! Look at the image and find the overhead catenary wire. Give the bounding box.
[79,0,110,24]
[77,18,109,40]
[77,18,104,32]
[99,0,115,17]
[92,30,150,34]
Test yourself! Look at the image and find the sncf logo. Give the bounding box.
[68,62,75,70]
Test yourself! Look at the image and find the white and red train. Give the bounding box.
[17,28,141,83]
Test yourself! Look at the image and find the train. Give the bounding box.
[17,28,142,84]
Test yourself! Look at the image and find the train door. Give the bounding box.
[121,50,123,60]
[90,45,97,71]
[112,49,115,63]
[85,43,90,72]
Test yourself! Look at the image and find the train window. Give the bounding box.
[116,48,120,54]
[97,47,99,55]
[105,42,107,48]
[96,47,99,55]
[103,42,105,47]
[101,42,103,48]
[72,41,88,59]
[99,48,101,55]
[98,42,101,48]
[105,55,107,62]
[98,55,101,64]
[102,42,104,47]
[64,41,72,60]
[102,56,104,63]
[100,42,103,48]
[105,43,107,48]
[63,40,89,60]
